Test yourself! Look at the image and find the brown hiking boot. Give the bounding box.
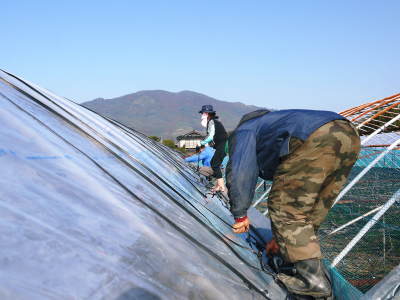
[277,259,332,298]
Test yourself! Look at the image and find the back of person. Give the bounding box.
[209,118,227,147]
[226,108,360,298]
[230,109,346,180]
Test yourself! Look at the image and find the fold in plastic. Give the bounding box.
[0,70,284,299]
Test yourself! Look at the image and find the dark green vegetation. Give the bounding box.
[161,139,187,154]
[82,90,264,140]
[148,136,161,142]
[148,136,187,154]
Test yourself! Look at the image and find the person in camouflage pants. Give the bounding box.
[226,110,360,298]
[268,119,360,264]
[268,120,360,297]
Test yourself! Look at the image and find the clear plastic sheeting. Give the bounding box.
[0,70,285,299]
[362,263,400,300]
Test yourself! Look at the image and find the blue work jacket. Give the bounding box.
[226,109,346,218]
[185,146,215,167]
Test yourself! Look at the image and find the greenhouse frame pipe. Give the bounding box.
[254,181,265,193]
[332,189,400,267]
[359,112,400,145]
[356,101,400,126]
[327,205,383,236]
[333,136,400,206]
[252,186,271,207]
[343,93,400,121]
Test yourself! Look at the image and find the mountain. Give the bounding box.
[82,90,266,139]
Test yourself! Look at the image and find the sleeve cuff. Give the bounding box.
[234,216,248,223]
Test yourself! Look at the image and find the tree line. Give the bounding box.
[148,136,187,154]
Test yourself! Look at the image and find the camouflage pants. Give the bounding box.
[267,120,360,263]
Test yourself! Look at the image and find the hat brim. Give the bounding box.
[198,110,216,114]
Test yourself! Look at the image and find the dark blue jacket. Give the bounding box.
[226,109,346,218]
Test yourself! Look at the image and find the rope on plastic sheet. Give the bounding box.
[103,118,207,193]
[1,72,273,259]
[1,74,223,222]
[81,105,232,217]
[1,78,276,298]
[9,75,274,254]
[1,72,267,251]
[70,95,226,224]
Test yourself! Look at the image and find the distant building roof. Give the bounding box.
[176,130,205,141]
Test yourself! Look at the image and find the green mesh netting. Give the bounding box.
[323,259,364,300]
[321,148,400,293]
[254,147,400,295]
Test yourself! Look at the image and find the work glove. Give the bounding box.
[266,238,280,256]
[232,216,250,233]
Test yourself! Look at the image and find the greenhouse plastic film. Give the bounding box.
[0,70,286,299]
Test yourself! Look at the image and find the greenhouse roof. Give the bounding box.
[0,70,284,299]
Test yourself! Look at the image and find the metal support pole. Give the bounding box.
[358,113,400,145]
[331,115,400,206]
[327,205,383,236]
[252,186,271,207]
[333,137,400,206]
[255,180,265,193]
[332,188,400,267]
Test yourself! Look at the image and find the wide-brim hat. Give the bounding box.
[198,104,216,114]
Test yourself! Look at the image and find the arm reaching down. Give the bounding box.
[185,154,201,164]
[226,129,259,220]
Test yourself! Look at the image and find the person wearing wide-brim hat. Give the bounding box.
[198,105,228,192]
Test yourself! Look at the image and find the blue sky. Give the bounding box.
[2,0,399,111]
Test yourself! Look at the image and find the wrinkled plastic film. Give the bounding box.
[0,70,286,299]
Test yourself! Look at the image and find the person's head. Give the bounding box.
[199,105,219,119]
[199,105,219,127]
[206,112,217,120]
[195,145,205,154]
